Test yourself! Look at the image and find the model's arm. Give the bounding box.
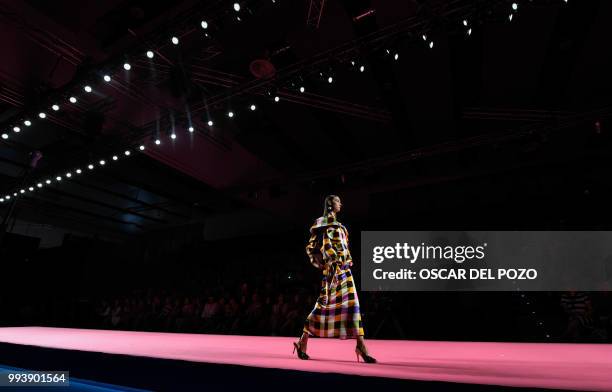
[322,227,339,262]
[344,228,354,267]
[305,231,324,269]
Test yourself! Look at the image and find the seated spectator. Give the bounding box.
[97,300,111,327]
[110,299,122,328]
[561,291,593,340]
[201,296,220,331]
[280,293,304,336]
[244,293,264,334]
[270,294,288,335]
[223,297,241,333]
[176,297,196,332]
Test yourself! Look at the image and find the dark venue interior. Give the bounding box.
[0,0,611,391]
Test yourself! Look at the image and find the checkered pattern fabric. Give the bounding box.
[303,213,364,339]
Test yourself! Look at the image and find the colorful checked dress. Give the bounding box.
[303,212,364,338]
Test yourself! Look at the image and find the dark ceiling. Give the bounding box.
[1,0,611,239]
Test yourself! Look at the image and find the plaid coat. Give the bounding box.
[303,213,364,338]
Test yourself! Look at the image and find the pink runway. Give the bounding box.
[0,327,611,391]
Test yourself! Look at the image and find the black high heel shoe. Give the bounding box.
[293,339,310,360]
[355,345,377,363]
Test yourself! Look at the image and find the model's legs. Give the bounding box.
[356,335,369,354]
[299,331,309,352]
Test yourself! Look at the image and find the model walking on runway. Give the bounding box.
[293,195,376,363]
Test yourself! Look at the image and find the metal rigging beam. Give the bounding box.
[306,0,326,29]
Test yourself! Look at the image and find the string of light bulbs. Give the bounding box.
[1,0,572,204]
[1,0,571,143]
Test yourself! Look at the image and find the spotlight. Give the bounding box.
[69,96,77,103]
[5,195,10,200]
[328,76,333,83]
[76,169,82,174]
[39,112,46,119]
[509,14,513,21]
[55,176,62,181]
[0,198,3,203]
[52,104,60,111]
[124,150,131,156]
[422,34,427,41]
[467,28,472,36]
[139,145,145,150]
[112,155,118,161]
[201,20,208,29]
[171,36,179,45]
[146,50,154,59]
[84,85,92,93]
[429,41,434,49]
[66,173,72,178]
[233,2,241,12]
[299,86,305,93]
[155,139,161,145]
[99,160,106,165]
[394,53,399,61]
[274,96,280,102]
[208,120,214,126]
[463,19,468,26]
[512,2,518,11]
[104,75,111,82]
[228,111,234,118]
[20,189,25,193]
[359,65,365,72]
[45,180,51,184]
[188,126,194,132]
[170,133,177,139]
[24,120,31,126]
[123,63,131,70]
[88,164,94,170]
[37,183,42,188]
[250,104,256,111]
[1,134,8,140]
[28,187,34,191]
[13,126,20,133]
